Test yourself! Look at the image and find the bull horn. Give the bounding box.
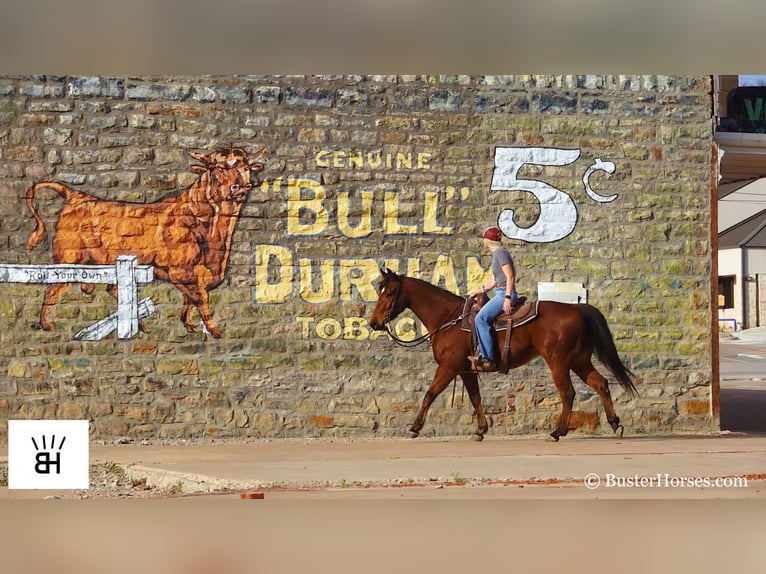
[248,146,268,163]
[187,150,211,164]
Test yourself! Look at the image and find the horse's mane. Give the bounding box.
[398,274,466,304]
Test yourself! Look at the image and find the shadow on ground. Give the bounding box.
[720,388,766,432]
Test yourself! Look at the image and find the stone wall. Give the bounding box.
[0,75,715,441]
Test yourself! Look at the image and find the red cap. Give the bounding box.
[481,226,502,241]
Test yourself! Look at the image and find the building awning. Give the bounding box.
[717,133,766,184]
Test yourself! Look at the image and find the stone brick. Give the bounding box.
[143,173,176,190]
[67,77,102,97]
[18,400,57,419]
[429,89,461,111]
[533,92,578,114]
[254,86,281,104]
[298,128,327,143]
[91,403,113,417]
[5,145,42,161]
[63,379,98,396]
[93,420,129,437]
[124,406,151,421]
[567,411,601,431]
[205,390,229,407]
[391,88,428,109]
[128,114,156,129]
[98,170,140,188]
[284,86,334,107]
[333,414,376,429]
[129,423,157,437]
[150,400,176,423]
[678,398,710,416]
[127,83,192,101]
[100,134,136,147]
[311,415,334,428]
[59,402,88,419]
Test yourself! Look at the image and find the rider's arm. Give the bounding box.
[501,263,514,312]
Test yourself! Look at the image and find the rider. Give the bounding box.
[468,226,518,372]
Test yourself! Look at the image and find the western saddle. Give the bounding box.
[461,293,538,374]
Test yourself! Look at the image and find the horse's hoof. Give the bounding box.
[615,425,624,439]
[545,433,560,442]
[470,433,484,442]
[406,431,419,439]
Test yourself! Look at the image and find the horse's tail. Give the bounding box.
[25,181,77,252]
[578,304,639,397]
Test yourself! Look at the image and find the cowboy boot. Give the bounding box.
[468,355,498,372]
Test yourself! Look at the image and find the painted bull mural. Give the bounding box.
[24,146,265,338]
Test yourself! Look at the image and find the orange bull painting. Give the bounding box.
[24,146,266,339]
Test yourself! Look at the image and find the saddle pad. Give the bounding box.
[494,300,539,331]
[461,299,539,332]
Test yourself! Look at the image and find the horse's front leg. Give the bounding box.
[460,372,490,441]
[408,365,458,438]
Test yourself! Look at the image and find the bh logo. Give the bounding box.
[7,420,89,489]
[31,434,66,475]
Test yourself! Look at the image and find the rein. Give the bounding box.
[382,284,468,348]
[382,314,464,348]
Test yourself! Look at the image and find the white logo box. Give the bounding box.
[7,420,89,490]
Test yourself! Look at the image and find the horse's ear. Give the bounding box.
[385,267,395,277]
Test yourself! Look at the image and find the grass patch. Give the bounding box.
[448,471,468,485]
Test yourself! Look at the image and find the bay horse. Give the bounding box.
[368,268,638,441]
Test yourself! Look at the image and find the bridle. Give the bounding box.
[380,280,469,348]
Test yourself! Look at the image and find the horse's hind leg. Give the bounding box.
[461,372,490,441]
[408,365,457,438]
[548,366,576,442]
[574,360,623,437]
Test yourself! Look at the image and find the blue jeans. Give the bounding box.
[475,287,518,362]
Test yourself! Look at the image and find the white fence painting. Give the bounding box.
[0,255,155,340]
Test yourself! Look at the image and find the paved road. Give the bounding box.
[720,332,766,433]
[720,336,766,381]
